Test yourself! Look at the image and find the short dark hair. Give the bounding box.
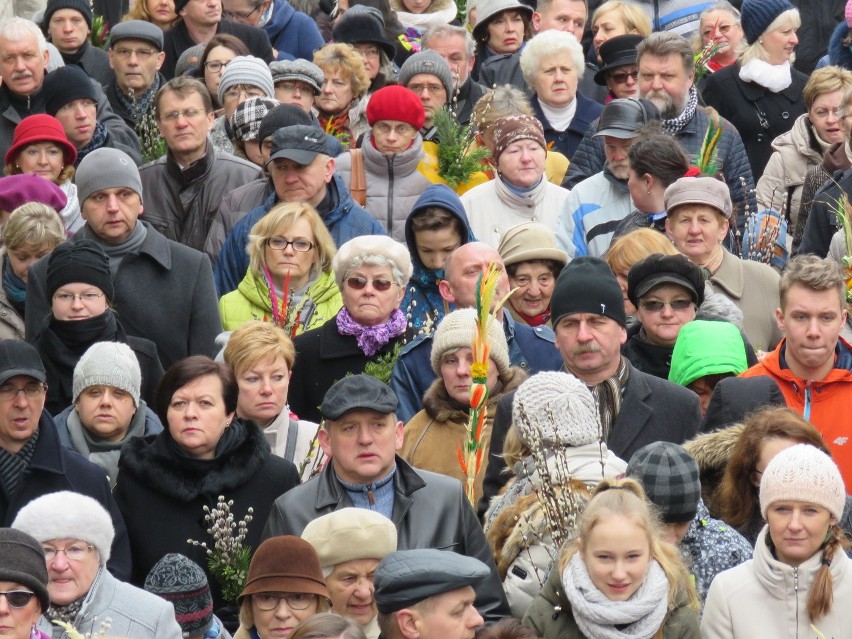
[155,76,213,119]
[409,206,465,238]
[506,258,563,279]
[154,355,238,424]
[627,127,690,189]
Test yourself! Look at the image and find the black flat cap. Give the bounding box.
[627,253,705,308]
[374,549,490,613]
[109,19,164,50]
[594,34,644,85]
[593,98,660,139]
[321,374,398,420]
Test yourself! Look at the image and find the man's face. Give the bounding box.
[424,33,472,90]
[318,410,403,485]
[81,187,143,245]
[180,0,222,27]
[439,243,509,309]
[554,312,627,384]
[54,98,97,149]
[156,89,214,158]
[405,73,447,128]
[0,33,49,96]
[268,154,335,207]
[603,135,633,180]
[222,0,267,25]
[410,587,483,639]
[532,0,586,42]
[48,8,90,54]
[776,284,846,379]
[638,53,694,119]
[326,558,381,626]
[109,38,165,93]
[0,375,46,454]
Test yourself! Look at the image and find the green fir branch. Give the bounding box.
[432,108,490,190]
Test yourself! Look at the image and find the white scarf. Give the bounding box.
[538,97,577,133]
[562,553,670,639]
[395,1,458,31]
[739,59,792,93]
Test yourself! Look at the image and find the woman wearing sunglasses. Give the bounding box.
[0,529,51,639]
[287,235,412,423]
[219,202,342,334]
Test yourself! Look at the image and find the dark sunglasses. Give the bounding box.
[0,591,36,608]
[609,70,639,84]
[639,299,694,312]
[346,277,394,291]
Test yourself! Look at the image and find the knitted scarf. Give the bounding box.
[562,552,669,639]
[114,73,162,126]
[76,221,147,276]
[47,597,85,625]
[592,356,629,442]
[336,307,407,357]
[661,86,698,135]
[2,259,26,306]
[76,122,109,165]
[0,428,38,498]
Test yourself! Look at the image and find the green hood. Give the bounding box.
[668,320,748,387]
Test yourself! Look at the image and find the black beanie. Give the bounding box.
[46,240,115,302]
[551,256,627,327]
[43,0,94,30]
[174,0,191,14]
[258,104,314,144]
[42,65,99,117]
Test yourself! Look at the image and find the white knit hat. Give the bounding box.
[217,55,275,105]
[759,444,846,521]
[512,371,600,447]
[332,235,413,288]
[73,341,141,407]
[12,491,114,565]
[301,508,398,570]
[429,308,510,377]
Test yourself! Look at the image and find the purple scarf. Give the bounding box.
[336,307,407,356]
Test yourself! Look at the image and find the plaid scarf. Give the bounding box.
[76,121,109,165]
[661,86,698,135]
[114,73,162,126]
[592,357,630,443]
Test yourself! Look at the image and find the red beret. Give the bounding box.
[366,85,425,131]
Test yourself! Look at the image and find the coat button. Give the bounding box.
[757,133,765,142]
[781,111,789,119]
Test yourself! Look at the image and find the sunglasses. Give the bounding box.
[639,299,694,312]
[0,591,36,608]
[609,70,639,84]
[346,277,394,291]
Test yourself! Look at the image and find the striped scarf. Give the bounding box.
[592,357,630,443]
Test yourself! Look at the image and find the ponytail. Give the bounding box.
[807,525,850,621]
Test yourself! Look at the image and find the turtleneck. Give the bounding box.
[61,41,87,66]
[537,97,577,132]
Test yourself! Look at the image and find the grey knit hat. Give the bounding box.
[269,59,324,95]
[75,147,143,204]
[145,554,214,636]
[73,341,142,406]
[175,43,205,77]
[233,96,281,142]
[627,442,701,524]
[218,56,275,105]
[0,529,50,613]
[398,50,453,103]
[512,371,600,448]
[430,308,510,377]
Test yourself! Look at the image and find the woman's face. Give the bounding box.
[592,10,629,57]
[43,538,100,606]
[0,580,42,639]
[353,43,382,81]
[167,374,234,460]
[402,0,431,14]
[15,142,65,182]
[634,283,696,346]
[204,45,238,103]
[251,592,319,639]
[809,89,845,145]
[51,283,108,321]
[439,349,499,405]
[76,385,137,443]
[762,23,798,66]
[497,138,546,188]
[766,500,835,566]
[6,243,56,285]
[316,69,355,116]
[699,10,743,54]
[263,216,318,291]
[236,356,290,425]
[486,10,526,55]
[341,263,405,327]
[533,51,578,109]
[146,0,177,27]
[665,205,729,265]
[580,514,651,602]
[509,261,556,317]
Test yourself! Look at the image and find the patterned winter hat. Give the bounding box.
[491,115,545,165]
[627,442,701,523]
[144,553,214,636]
[759,444,845,520]
[233,96,281,142]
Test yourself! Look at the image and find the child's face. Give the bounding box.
[415,225,462,271]
[402,0,431,14]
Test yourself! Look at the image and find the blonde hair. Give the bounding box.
[501,424,531,469]
[223,321,296,376]
[591,1,652,38]
[247,202,336,276]
[605,228,678,276]
[123,0,177,28]
[779,254,846,311]
[739,9,800,65]
[3,203,66,252]
[803,65,852,111]
[313,43,371,99]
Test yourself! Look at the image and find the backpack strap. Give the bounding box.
[349,148,367,206]
[284,418,300,462]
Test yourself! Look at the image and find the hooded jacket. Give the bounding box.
[401,184,476,334]
[824,10,852,71]
[740,337,852,488]
[263,0,325,61]
[218,268,342,335]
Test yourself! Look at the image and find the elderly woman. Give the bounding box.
[53,342,164,488]
[211,56,275,155]
[235,536,332,639]
[218,202,342,334]
[313,44,372,151]
[461,115,570,247]
[0,528,52,639]
[332,6,398,95]
[123,0,178,30]
[197,34,251,113]
[115,356,301,618]
[0,203,65,341]
[4,114,82,235]
[471,0,532,77]
[590,0,652,63]
[270,60,324,112]
[497,222,567,327]
[12,491,183,638]
[693,1,744,75]
[223,321,323,480]
[665,176,782,352]
[287,235,412,423]
[519,31,603,160]
[757,66,852,225]
[702,0,807,179]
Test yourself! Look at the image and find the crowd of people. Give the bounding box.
[1,0,852,637]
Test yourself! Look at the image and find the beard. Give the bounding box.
[609,161,630,180]
[643,90,684,119]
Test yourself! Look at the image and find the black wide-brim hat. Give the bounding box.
[594,34,644,85]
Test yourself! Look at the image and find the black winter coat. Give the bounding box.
[797,166,852,257]
[114,422,300,613]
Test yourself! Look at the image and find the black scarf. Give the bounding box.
[76,121,109,165]
[0,428,39,499]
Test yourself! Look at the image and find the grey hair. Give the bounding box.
[344,254,406,286]
[0,17,49,54]
[519,30,585,86]
[739,8,800,65]
[422,23,476,59]
[697,290,744,330]
[692,1,740,53]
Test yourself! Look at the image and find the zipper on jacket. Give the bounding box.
[803,381,812,421]
[386,156,395,235]
[793,566,799,638]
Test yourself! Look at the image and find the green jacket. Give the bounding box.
[522,558,700,639]
[218,269,342,335]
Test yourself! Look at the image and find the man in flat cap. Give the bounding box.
[263,374,509,622]
[374,549,487,639]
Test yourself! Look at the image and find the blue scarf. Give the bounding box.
[76,122,109,165]
[2,260,26,306]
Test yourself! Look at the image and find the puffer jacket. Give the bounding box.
[702,526,852,639]
[218,268,342,335]
[335,134,434,241]
[740,337,852,489]
[756,113,826,225]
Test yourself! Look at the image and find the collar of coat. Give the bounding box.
[422,366,527,422]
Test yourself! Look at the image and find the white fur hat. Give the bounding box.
[12,491,114,565]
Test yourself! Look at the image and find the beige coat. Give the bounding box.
[708,249,782,352]
[0,252,25,341]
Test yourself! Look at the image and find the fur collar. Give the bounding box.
[118,422,271,502]
[683,423,745,517]
[422,367,527,422]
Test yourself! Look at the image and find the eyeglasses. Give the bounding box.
[0,382,47,401]
[53,292,105,304]
[159,108,206,122]
[42,543,95,562]
[812,107,842,119]
[407,82,446,96]
[112,46,157,59]
[346,277,394,291]
[608,70,639,84]
[638,299,694,312]
[0,591,36,608]
[223,4,261,20]
[223,85,266,101]
[204,59,231,73]
[252,593,316,611]
[276,80,313,94]
[266,237,314,252]
[354,45,381,60]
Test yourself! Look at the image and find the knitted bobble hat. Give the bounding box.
[759,444,846,521]
[512,371,600,447]
[740,0,795,44]
[73,342,142,406]
[218,56,275,105]
[430,308,511,377]
[144,554,214,636]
